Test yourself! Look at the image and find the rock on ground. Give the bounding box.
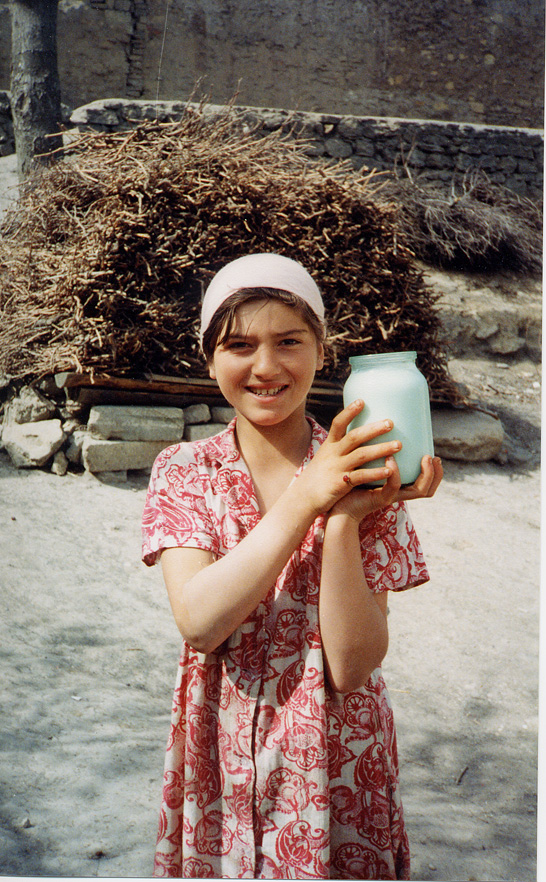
[431,410,504,461]
[1,419,66,467]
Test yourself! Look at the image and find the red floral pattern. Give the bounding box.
[142,419,429,878]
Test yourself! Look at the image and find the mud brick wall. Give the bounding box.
[0,0,544,130]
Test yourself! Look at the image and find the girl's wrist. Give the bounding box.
[325,507,362,531]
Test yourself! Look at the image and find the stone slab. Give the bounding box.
[82,438,168,473]
[87,405,184,441]
[184,423,226,442]
[1,419,66,468]
[432,409,505,462]
[211,406,236,423]
[183,403,211,425]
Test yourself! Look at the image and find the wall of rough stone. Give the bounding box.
[68,98,544,199]
[0,0,544,129]
[0,94,542,197]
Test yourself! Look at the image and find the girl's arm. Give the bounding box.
[160,479,322,653]
[319,510,389,693]
[318,444,443,693]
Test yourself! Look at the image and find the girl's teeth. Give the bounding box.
[252,387,283,396]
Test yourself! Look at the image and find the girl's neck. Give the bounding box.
[234,407,312,472]
[234,410,313,514]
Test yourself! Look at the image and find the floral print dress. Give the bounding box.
[142,419,429,879]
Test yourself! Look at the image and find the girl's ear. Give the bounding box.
[207,359,216,380]
[316,342,325,371]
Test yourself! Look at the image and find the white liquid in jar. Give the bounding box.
[343,351,434,486]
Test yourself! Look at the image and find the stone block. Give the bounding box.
[211,406,236,423]
[432,410,504,462]
[87,405,184,441]
[355,138,376,157]
[184,423,226,442]
[65,429,88,464]
[324,137,353,158]
[183,403,211,424]
[51,450,69,476]
[336,117,361,140]
[2,419,66,468]
[82,438,168,472]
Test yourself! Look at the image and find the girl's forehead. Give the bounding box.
[230,299,312,333]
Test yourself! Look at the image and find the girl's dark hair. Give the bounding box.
[201,287,326,360]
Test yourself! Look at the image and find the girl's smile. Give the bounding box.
[208,299,324,428]
[247,385,288,397]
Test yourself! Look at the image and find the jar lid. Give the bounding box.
[349,350,417,368]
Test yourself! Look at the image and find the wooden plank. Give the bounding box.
[55,371,344,407]
[75,388,227,408]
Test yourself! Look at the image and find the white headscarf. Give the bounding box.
[200,253,325,343]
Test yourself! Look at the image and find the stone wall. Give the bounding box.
[0,93,542,197]
[0,0,544,129]
[69,98,544,199]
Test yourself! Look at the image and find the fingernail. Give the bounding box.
[384,420,393,430]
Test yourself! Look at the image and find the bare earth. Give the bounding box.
[0,155,542,881]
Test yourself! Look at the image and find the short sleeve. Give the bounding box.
[141,444,219,567]
[359,501,429,593]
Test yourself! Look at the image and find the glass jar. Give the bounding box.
[342,350,434,486]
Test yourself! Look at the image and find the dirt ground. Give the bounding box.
[0,375,541,882]
[0,154,542,881]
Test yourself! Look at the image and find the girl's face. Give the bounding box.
[208,299,324,429]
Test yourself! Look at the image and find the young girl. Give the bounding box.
[142,253,443,880]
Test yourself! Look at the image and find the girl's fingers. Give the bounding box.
[346,464,394,488]
[426,456,444,496]
[345,437,401,471]
[376,456,402,502]
[327,400,365,442]
[399,456,443,500]
[329,403,396,453]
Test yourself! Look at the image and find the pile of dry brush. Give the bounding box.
[381,169,542,274]
[0,105,486,405]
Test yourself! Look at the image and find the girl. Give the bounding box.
[142,253,443,880]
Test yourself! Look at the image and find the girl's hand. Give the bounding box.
[299,399,408,515]
[332,452,443,522]
[301,399,443,521]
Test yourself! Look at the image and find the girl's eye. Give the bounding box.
[280,338,301,347]
[225,340,250,350]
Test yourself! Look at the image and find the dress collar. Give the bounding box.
[209,417,327,525]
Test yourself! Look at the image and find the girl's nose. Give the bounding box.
[252,344,281,377]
